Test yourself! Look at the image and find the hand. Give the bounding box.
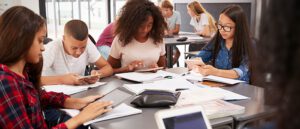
[127,60,144,72]
[149,63,158,68]
[61,73,85,85]
[195,65,218,76]
[64,95,103,110]
[74,101,112,125]
[82,70,101,84]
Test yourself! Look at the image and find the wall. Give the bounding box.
[173,0,256,36]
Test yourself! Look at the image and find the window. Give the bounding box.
[45,0,160,39]
[45,0,108,39]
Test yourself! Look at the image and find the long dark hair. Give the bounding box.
[0,6,45,89]
[210,5,253,72]
[255,0,300,129]
[115,0,167,46]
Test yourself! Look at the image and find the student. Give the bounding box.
[190,5,253,83]
[42,20,113,85]
[96,22,115,60]
[159,0,181,65]
[187,1,217,37]
[108,0,167,73]
[160,0,181,35]
[0,6,112,129]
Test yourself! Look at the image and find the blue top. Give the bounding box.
[196,40,250,83]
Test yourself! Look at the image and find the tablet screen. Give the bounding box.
[97,89,133,107]
[163,112,208,129]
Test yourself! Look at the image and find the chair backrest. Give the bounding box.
[88,34,96,45]
[43,37,53,44]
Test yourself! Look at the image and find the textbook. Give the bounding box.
[61,103,142,125]
[43,82,107,95]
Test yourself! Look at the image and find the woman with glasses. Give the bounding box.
[189,5,254,83]
[187,1,217,37]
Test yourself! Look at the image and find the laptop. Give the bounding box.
[155,105,212,129]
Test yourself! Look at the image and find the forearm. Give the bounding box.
[212,69,240,79]
[98,64,113,77]
[65,116,83,129]
[41,76,66,85]
[113,66,131,73]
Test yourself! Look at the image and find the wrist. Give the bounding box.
[66,116,82,129]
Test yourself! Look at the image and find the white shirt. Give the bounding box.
[110,36,166,68]
[42,38,101,76]
[190,13,209,32]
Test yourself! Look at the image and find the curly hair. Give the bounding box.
[115,0,167,46]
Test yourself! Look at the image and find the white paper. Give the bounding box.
[123,78,200,94]
[178,31,197,35]
[180,35,203,40]
[175,89,225,107]
[200,100,245,119]
[61,103,142,125]
[115,70,181,82]
[208,87,249,100]
[115,72,162,82]
[43,82,107,95]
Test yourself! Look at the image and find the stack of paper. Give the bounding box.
[175,89,225,107]
[115,70,181,82]
[43,82,107,95]
[200,99,245,119]
[123,78,200,94]
[61,103,142,125]
[174,99,245,119]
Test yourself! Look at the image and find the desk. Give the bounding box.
[164,35,210,68]
[223,84,275,129]
[71,68,271,129]
[71,76,233,129]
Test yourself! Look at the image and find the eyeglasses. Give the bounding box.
[217,24,234,32]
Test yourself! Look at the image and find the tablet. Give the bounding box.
[96,88,134,108]
[155,105,212,129]
[78,74,101,80]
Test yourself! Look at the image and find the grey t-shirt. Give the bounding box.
[166,11,181,30]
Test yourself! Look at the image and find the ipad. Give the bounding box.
[78,74,101,80]
[96,88,134,107]
[155,105,212,129]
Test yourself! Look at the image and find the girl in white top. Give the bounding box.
[108,0,167,73]
[187,1,217,37]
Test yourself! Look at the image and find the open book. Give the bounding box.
[61,103,142,125]
[43,82,107,95]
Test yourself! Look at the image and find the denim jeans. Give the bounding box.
[44,108,88,129]
[97,45,111,60]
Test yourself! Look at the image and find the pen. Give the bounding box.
[175,88,189,91]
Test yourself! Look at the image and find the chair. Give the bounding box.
[84,34,98,75]
[43,37,53,44]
